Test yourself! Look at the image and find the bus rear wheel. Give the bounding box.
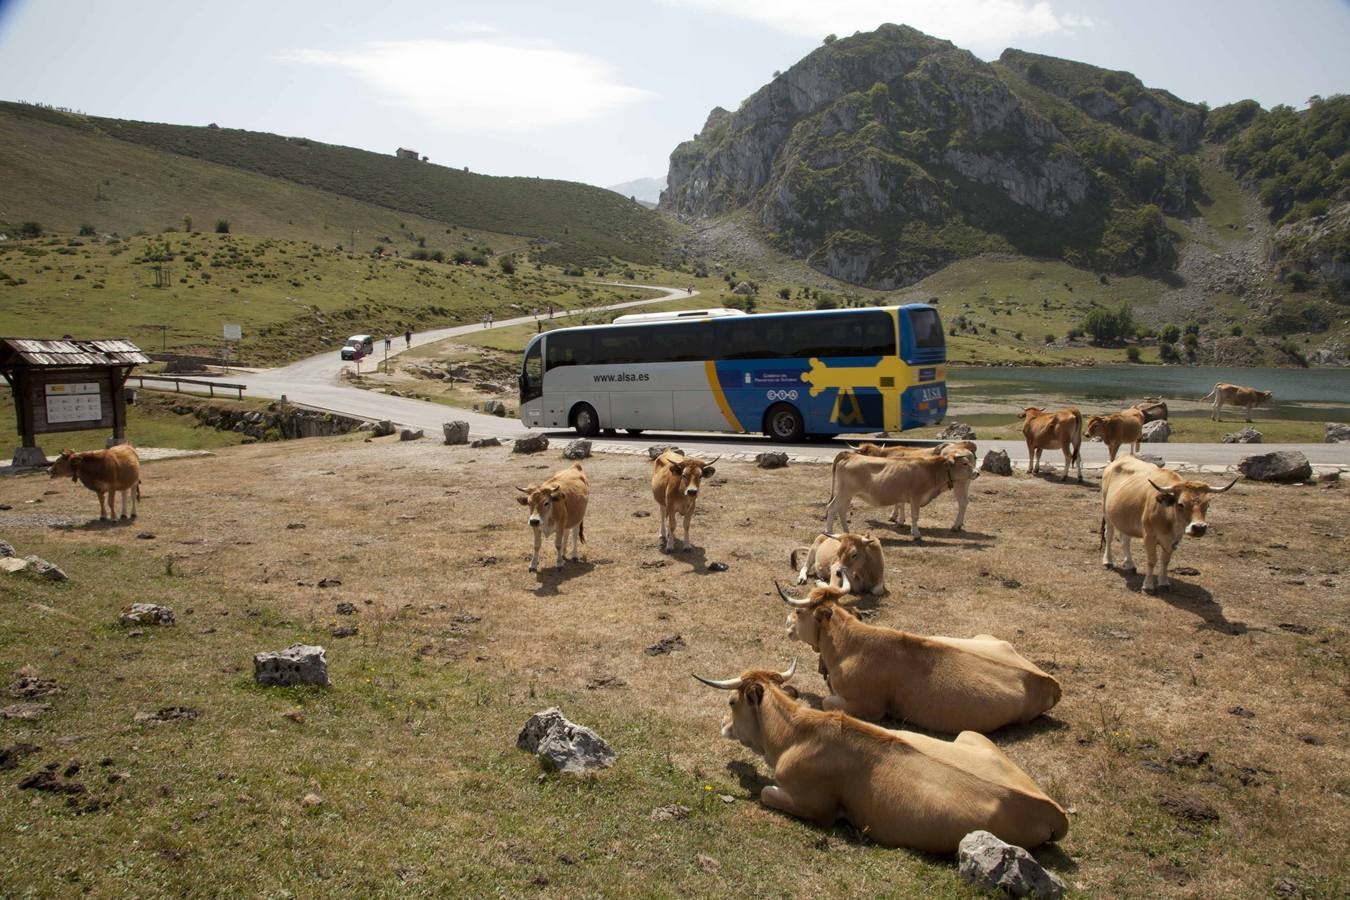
[571,403,600,437]
[764,403,805,443]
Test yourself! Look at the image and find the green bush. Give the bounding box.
[778,287,791,300]
[17,221,43,238]
[1230,325,1243,336]
[813,295,838,310]
[1159,342,1179,362]
[78,224,96,236]
[498,255,516,275]
[215,219,230,234]
[1126,346,1142,362]
[1044,333,1056,344]
[1082,303,1136,345]
[1160,324,1180,344]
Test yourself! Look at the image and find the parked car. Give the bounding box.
[341,334,374,360]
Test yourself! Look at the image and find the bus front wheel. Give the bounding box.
[764,403,805,443]
[571,403,600,437]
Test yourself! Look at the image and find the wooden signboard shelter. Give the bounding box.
[0,338,151,468]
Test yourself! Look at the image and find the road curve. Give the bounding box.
[193,284,1349,471]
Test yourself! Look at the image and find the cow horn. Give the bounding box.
[702,455,720,466]
[836,570,852,595]
[775,580,812,608]
[846,443,864,452]
[1210,477,1239,494]
[691,672,743,690]
[777,658,797,682]
[516,486,529,493]
[1147,479,1178,496]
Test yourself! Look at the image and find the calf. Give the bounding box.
[651,450,717,552]
[1018,407,1082,482]
[47,445,141,521]
[824,448,978,540]
[1086,407,1145,462]
[1201,382,1272,422]
[516,462,589,572]
[692,662,1069,853]
[779,581,1061,733]
[790,532,886,596]
[1100,456,1237,592]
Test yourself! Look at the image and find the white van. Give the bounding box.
[340,334,374,360]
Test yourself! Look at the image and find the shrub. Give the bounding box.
[1160,324,1180,344]
[1126,346,1142,362]
[1044,333,1056,344]
[1288,271,1310,292]
[1230,325,1243,336]
[498,255,516,275]
[215,219,230,234]
[1014,331,1023,340]
[778,287,791,300]
[452,249,471,264]
[813,295,838,310]
[1083,303,1136,344]
[78,224,96,236]
[1159,342,1179,362]
[17,221,42,238]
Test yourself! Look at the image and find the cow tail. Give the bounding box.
[789,547,803,572]
[1071,409,1083,465]
[1200,383,1217,402]
[1098,516,1105,552]
[825,452,845,512]
[579,520,586,544]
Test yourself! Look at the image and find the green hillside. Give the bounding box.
[0,101,675,268]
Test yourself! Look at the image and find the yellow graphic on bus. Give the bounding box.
[830,388,866,425]
[801,355,916,432]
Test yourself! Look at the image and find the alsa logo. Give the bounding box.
[592,372,650,383]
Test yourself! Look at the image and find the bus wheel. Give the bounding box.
[571,403,600,437]
[625,428,644,436]
[764,403,805,443]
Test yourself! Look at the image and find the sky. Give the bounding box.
[0,0,1346,189]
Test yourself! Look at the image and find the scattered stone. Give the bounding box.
[470,437,501,448]
[1273,878,1304,898]
[645,635,686,656]
[0,558,29,575]
[632,510,651,518]
[301,792,324,808]
[372,420,396,437]
[649,803,690,822]
[1221,427,1263,444]
[8,667,58,699]
[331,625,359,638]
[981,449,1012,476]
[253,645,330,687]
[1135,453,1166,467]
[513,435,549,454]
[335,602,356,615]
[283,708,305,724]
[563,439,592,460]
[399,428,424,442]
[1168,749,1210,767]
[317,577,342,588]
[22,556,68,582]
[133,706,199,725]
[1,703,50,720]
[119,604,175,627]
[1238,450,1312,483]
[585,675,626,690]
[0,540,13,557]
[1278,622,1311,635]
[443,421,470,445]
[135,532,156,540]
[18,765,85,795]
[697,854,721,873]
[1228,705,1255,719]
[482,400,508,417]
[706,561,729,573]
[453,613,482,625]
[648,444,681,459]
[286,523,306,530]
[957,830,1064,899]
[1318,470,1340,483]
[1299,733,1323,746]
[938,421,977,441]
[0,742,40,770]
[1140,420,1170,443]
[718,794,735,804]
[516,708,617,774]
[1157,792,1219,822]
[1170,566,1200,576]
[1325,422,1350,444]
[1104,629,1133,641]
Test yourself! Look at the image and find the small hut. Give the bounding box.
[0,338,150,467]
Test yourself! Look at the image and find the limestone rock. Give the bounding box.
[563,440,592,460]
[0,539,13,558]
[1326,422,1350,443]
[1,703,51,720]
[22,556,67,581]
[399,428,424,442]
[756,451,789,469]
[120,604,175,627]
[1238,450,1312,483]
[372,420,396,437]
[513,435,549,454]
[443,421,470,445]
[517,707,617,774]
[981,449,1012,476]
[470,437,501,448]
[1221,427,1262,444]
[958,830,1065,899]
[253,645,330,687]
[1136,453,1166,467]
[731,281,754,295]
[482,400,507,417]
[1140,420,1170,443]
[938,421,977,440]
[0,558,29,575]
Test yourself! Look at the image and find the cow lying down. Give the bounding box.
[790,532,886,596]
[778,581,1061,733]
[693,661,1069,853]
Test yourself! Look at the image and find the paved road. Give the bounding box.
[187,283,1349,471]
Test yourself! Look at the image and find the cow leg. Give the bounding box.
[554,529,566,570]
[1141,539,1158,591]
[569,525,581,563]
[98,490,109,521]
[760,786,836,826]
[1102,519,1115,568]
[1156,541,1173,590]
[1120,536,1135,573]
[129,484,138,519]
[657,507,668,551]
[951,482,969,532]
[1107,443,1117,463]
[681,511,692,552]
[1061,447,1071,482]
[1026,443,1036,474]
[119,488,129,520]
[529,528,543,572]
[908,498,922,542]
[888,504,901,524]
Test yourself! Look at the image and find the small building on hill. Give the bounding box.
[396,147,419,160]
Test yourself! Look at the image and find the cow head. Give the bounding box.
[848,442,885,456]
[945,449,980,483]
[777,580,853,648]
[47,449,78,481]
[1017,407,1044,421]
[669,455,718,498]
[825,532,877,590]
[1147,477,1238,537]
[516,482,564,531]
[691,659,797,753]
[1086,415,1107,439]
[1258,390,1274,402]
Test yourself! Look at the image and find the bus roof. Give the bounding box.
[538,304,931,337]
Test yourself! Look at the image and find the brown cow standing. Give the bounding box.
[47,445,141,521]
[1018,407,1083,482]
[1086,408,1145,462]
[1201,383,1273,422]
[651,450,717,552]
[845,440,977,525]
[516,463,589,572]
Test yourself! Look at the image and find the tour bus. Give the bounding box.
[517,304,946,441]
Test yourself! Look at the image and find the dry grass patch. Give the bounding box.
[0,437,1346,896]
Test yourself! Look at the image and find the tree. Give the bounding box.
[17,221,42,238]
[1082,304,1136,345]
[215,219,230,234]
[498,255,516,275]
[78,224,96,236]
[822,34,837,44]
[183,215,193,233]
[1126,347,1142,363]
[1138,111,1159,140]
[1160,324,1180,344]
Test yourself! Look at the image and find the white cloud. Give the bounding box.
[663,0,1090,55]
[283,38,653,134]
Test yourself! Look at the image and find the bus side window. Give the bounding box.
[522,340,543,402]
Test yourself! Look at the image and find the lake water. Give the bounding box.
[950,365,1350,421]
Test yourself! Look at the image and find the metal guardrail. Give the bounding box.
[132,375,246,400]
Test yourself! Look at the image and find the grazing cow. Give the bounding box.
[692,661,1069,853]
[1086,408,1145,462]
[516,462,589,572]
[778,581,1061,732]
[845,441,977,524]
[1100,456,1237,592]
[1201,383,1273,422]
[47,445,141,520]
[1018,407,1083,482]
[790,532,886,596]
[824,448,978,540]
[651,450,717,552]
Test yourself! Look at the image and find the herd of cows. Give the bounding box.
[32,380,1273,858]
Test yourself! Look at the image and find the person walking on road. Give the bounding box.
[404,328,412,349]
